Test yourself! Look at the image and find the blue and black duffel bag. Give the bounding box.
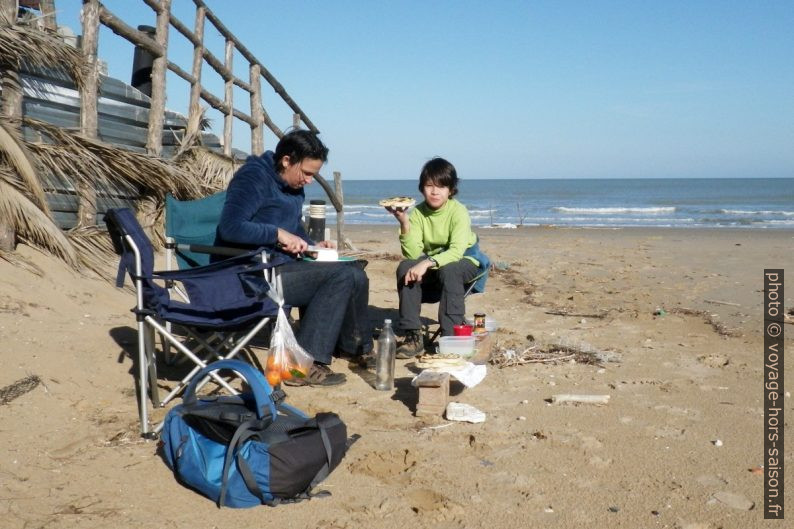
[160,359,353,508]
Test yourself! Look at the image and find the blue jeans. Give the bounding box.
[279,260,372,364]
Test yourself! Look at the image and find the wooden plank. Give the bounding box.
[78,0,100,227]
[249,63,263,155]
[194,0,319,134]
[261,105,283,138]
[165,7,252,92]
[1,0,23,126]
[146,0,171,156]
[334,171,345,247]
[98,5,164,58]
[222,38,233,156]
[186,4,205,140]
[197,87,255,127]
[39,0,57,32]
[314,173,342,212]
[0,0,16,253]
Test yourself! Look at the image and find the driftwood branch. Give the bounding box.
[545,309,608,318]
[550,394,611,405]
[669,307,742,337]
[704,299,741,307]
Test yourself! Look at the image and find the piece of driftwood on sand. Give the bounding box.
[550,394,611,405]
[488,341,621,368]
[669,307,742,337]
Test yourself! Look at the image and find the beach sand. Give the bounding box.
[1,225,792,528]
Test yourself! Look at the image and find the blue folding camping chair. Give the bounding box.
[165,192,231,270]
[105,208,286,437]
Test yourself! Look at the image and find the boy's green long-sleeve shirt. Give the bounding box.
[399,198,478,267]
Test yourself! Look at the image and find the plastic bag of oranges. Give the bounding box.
[265,307,313,386]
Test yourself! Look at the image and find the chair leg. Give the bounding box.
[427,326,441,344]
[143,325,159,406]
[162,321,175,366]
[136,321,150,437]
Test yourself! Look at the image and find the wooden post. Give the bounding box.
[0,2,22,125]
[222,38,233,156]
[249,63,263,155]
[145,0,171,156]
[0,0,18,249]
[292,112,300,129]
[78,0,100,227]
[39,0,57,32]
[334,171,345,248]
[185,4,205,141]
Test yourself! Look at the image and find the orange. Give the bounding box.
[267,355,278,369]
[265,370,281,386]
[280,367,294,381]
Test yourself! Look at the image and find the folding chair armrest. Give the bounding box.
[165,241,248,259]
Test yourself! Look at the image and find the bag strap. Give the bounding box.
[219,418,274,507]
[182,360,277,420]
[305,414,339,492]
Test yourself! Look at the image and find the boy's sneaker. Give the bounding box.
[396,330,424,359]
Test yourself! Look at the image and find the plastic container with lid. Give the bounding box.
[438,336,476,359]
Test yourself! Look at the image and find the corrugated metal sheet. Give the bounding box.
[11,65,228,229]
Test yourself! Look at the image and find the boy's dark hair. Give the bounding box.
[273,129,329,173]
[418,157,458,197]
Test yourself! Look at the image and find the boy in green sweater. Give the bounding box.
[385,158,484,358]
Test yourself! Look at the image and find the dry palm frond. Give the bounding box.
[0,177,78,267]
[0,19,86,90]
[67,225,119,280]
[0,247,45,276]
[174,145,241,192]
[176,103,210,157]
[0,120,50,215]
[20,117,199,201]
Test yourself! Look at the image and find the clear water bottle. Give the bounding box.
[375,319,396,390]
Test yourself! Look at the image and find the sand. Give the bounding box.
[0,225,792,528]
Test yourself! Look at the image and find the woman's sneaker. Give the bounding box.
[395,330,424,359]
[283,363,346,386]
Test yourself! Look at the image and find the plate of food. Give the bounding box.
[379,196,416,210]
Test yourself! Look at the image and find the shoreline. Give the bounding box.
[341,223,794,234]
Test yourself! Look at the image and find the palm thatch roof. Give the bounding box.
[0,15,86,90]
[0,17,243,280]
[0,116,240,279]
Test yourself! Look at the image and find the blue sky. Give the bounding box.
[57,1,793,180]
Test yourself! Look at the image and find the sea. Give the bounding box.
[304,177,794,229]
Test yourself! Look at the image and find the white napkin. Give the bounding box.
[411,362,486,388]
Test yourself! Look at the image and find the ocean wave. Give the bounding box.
[718,209,794,216]
[520,216,690,222]
[361,212,392,218]
[552,206,676,215]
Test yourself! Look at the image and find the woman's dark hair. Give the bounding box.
[418,157,458,197]
[273,129,329,173]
